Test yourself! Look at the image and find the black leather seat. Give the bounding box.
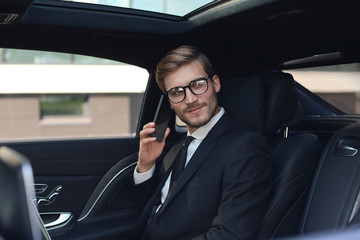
[219,72,321,239]
[257,72,321,239]
[218,75,265,134]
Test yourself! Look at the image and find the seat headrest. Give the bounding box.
[218,72,301,136]
[218,76,265,133]
[263,72,301,136]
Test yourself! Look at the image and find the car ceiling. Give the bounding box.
[0,0,360,76]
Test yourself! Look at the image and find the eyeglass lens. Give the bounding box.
[167,77,209,103]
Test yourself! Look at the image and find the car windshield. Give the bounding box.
[59,0,215,16]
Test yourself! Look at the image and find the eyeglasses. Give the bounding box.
[164,75,212,104]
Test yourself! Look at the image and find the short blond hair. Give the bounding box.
[155,45,215,92]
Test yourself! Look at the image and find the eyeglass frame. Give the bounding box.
[164,75,213,104]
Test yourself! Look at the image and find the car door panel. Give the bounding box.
[1,137,139,239]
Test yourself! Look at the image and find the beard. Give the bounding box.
[176,100,219,129]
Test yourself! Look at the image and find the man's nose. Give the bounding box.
[184,87,197,104]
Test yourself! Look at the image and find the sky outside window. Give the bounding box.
[60,0,214,16]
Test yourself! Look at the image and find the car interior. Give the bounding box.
[1,0,360,239]
[0,146,51,240]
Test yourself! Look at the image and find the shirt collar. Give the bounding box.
[188,107,225,140]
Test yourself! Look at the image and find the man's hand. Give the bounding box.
[137,122,170,173]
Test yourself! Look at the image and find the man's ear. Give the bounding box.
[212,75,221,93]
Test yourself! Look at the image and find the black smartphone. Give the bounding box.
[150,94,172,142]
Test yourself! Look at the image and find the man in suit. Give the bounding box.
[131,45,273,240]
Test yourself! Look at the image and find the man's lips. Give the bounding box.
[185,104,204,114]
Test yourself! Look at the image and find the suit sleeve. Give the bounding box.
[191,132,273,240]
[131,154,165,210]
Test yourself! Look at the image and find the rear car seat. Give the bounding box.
[219,72,321,239]
[257,72,321,239]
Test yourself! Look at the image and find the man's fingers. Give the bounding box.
[143,122,155,129]
[139,126,155,139]
[142,136,157,144]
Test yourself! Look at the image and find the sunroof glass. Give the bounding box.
[59,0,215,16]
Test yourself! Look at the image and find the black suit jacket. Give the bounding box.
[131,113,273,240]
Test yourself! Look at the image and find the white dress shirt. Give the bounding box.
[134,108,225,208]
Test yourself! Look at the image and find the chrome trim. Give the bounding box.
[77,162,137,222]
[342,146,358,157]
[41,212,73,230]
[284,127,289,138]
[349,190,360,222]
[37,185,62,206]
[0,14,18,24]
[34,183,48,194]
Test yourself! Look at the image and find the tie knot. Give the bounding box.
[183,136,194,147]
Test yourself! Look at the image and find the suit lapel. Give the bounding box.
[158,113,232,214]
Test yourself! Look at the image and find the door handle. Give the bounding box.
[334,137,360,157]
[37,185,62,206]
[40,212,72,230]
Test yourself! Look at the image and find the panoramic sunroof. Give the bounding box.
[60,0,215,16]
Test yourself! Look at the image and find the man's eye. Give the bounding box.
[169,88,184,96]
[192,80,206,88]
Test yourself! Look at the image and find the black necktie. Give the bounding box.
[169,136,194,193]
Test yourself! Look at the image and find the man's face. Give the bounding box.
[164,60,221,134]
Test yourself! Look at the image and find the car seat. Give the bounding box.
[219,72,321,239]
[257,72,321,239]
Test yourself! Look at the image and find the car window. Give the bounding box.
[59,0,215,17]
[0,48,148,141]
[285,62,360,115]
